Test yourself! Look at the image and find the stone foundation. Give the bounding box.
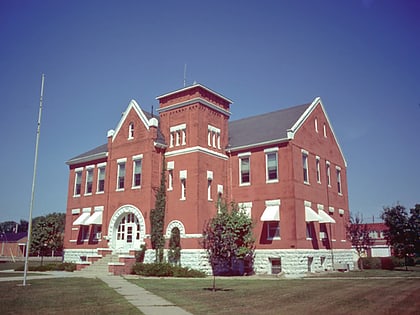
[65,247,354,277]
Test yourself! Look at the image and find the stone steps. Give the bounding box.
[75,254,119,276]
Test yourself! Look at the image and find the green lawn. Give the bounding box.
[0,277,142,315]
[130,271,420,315]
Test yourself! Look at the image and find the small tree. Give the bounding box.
[346,213,372,270]
[150,159,166,263]
[30,212,65,264]
[381,204,417,270]
[202,200,254,290]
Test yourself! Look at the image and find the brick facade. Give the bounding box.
[63,84,353,275]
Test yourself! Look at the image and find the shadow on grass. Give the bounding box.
[203,287,233,292]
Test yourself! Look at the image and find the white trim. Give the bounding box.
[75,167,83,172]
[167,161,174,170]
[288,97,348,167]
[329,207,335,213]
[157,97,231,116]
[179,170,187,179]
[117,158,127,163]
[156,83,233,104]
[133,154,143,160]
[97,162,106,168]
[238,151,251,158]
[207,170,213,180]
[170,123,186,132]
[208,124,221,133]
[264,147,278,153]
[165,146,228,160]
[112,99,150,142]
[71,208,81,215]
[217,184,223,194]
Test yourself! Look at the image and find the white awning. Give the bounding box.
[85,211,103,225]
[73,212,91,225]
[318,209,336,224]
[305,206,320,222]
[260,205,280,221]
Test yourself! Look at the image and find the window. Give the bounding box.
[208,179,212,200]
[128,122,134,139]
[306,222,314,239]
[74,168,83,196]
[326,161,331,187]
[336,167,342,194]
[302,151,309,184]
[97,164,106,193]
[80,226,89,241]
[270,258,282,274]
[239,155,250,185]
[180,170,187,200]
[170,124,186,147]
[267,222,281,240]
[181,179,186,200]
[316,157,321,183]
[323,123,327,137]
[315,117,318,133]
[266,151,278,182]
[85,167,94,195]
[168,170,173,190]
[208,125,221,149]
[117,160,126,190]
[307,256,314,272]
[132,157,142,188]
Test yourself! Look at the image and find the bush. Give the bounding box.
[135,244,147,263]
[131,263,206,278]
[14,262,76,272]
[361,257,381,269]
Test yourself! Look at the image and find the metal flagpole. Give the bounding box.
[23,73,45,286]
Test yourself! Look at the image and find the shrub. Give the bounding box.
[361,257,381,269]
[135,244,147,263]
[131,263,206,278]
[14,262,76,272]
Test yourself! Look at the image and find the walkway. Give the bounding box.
[0,270,193,315]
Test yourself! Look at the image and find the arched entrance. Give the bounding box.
[108,205,146,253]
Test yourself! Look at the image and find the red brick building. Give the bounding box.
[63,84,353,275]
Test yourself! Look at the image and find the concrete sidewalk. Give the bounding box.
[0,270,193,315]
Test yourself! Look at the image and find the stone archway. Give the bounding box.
[108,205,146,253]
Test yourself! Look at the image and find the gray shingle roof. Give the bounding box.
[67,143,108,165]
[228,103,311,150]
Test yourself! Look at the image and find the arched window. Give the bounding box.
[128,123,134,139]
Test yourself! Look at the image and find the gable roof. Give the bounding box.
[228,102,311,151]
[0,232,27,242]
[227,97,347,167]
[66,101,166,166]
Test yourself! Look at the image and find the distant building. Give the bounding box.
[63,84,353,276]
[364,223,391,257]
[0,232,27,258]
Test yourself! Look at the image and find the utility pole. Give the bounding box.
[23,74,45,286]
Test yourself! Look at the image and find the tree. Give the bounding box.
[346,213,372,270]
[168,227,181,265]
[0,221,19,233]
[30,212,65,263]
[202,200,255,290]
[150,159,166,263]
[381,204,417,270]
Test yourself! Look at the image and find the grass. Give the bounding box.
[0,277,142,315]
[130,269,420,315]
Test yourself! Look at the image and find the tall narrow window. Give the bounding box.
[97,164,106,193]
[181,179,186,200]
[85,167,93,195]
[133,158,142,188]
[315,117,318,133]
[266,151,278,182]
[323,123,327,138]
[326,162,331,187]
[117,161,126,190]
[316,157,321,183]
[168,170,173,190]
[128,123,134,139]
[208,179,212,200]
[302,151,309,184]
[336,167,342,194]
[74,169,82,196]
[180,170,187,200]
[239,155,250,185]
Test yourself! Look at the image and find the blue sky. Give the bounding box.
[0,0,418,223]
